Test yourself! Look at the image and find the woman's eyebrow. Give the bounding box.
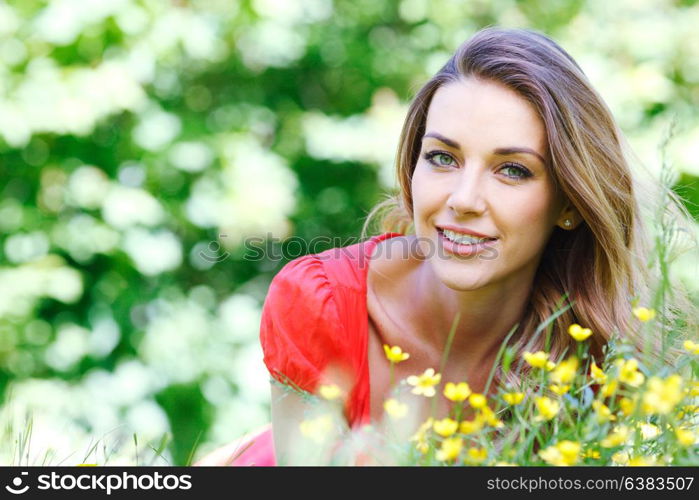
[493,147,546,164]
[423,132,460,149]
[423,132,546,164]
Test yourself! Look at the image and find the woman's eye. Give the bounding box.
[423,151,456,167]
[500,163,533,180]
[422,153,532,180]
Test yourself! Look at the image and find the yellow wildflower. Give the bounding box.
[436,437,463,462]
[538,446,563,466]
[581,449,600,460]
[592,400,616,423]
[601,425,630,448]
[683,340,699,355]
[614,452,658,466]
[465,447,488,464]
[628,456,658,466]
[410,418,434,454]
[407,368,441,397]
[568,323,592,341]
[299,414,334,443]
[550,357,579,385]
[413,418,433,436]
[601,379,618,398]
[523,351,555,371]
[632,307,656,322]
[676,428,696,446]
[642,374,683,415]
[611,451,629,465]
[619,397,636,417]
[383,344,410,363]
[638,423,660,440]
[383,398,408,419]
[689,381,699,397]
[494,461,517,466]
[459,419,483,435]
[318,384,343,400]
[443,382,471,402]
[468,393,487,409]
[550,384,570,395]
[558,441,581,465]
[677,405,698,419]
[433,418,459,437]
[503,392,525,405]
[415,440,429,454]
[615,358,645,387]
[478,406,504,428]
[539,441,580,466]
[534,396,560,421]
[590,361,607,384]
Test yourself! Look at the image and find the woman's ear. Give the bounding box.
[556,201,580,230]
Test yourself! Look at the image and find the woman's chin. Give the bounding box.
[432,266,492,291]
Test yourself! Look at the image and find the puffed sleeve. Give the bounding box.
[259,254,348,395]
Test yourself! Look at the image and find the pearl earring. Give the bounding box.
[564,219,572,228]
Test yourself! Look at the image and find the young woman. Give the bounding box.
[196,26,696,466]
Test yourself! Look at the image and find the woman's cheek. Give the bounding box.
[410,172,432,221]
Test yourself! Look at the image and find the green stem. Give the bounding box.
[483,323,519,396]
[431,312,461,420]
[438,312,461,375]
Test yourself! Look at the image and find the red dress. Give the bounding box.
[227,232,403,466]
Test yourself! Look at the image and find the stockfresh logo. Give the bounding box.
[5,471,29,495]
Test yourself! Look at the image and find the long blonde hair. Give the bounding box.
[361,27,698,384]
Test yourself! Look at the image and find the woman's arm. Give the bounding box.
[270,382,349,465]
[270,382,310,464]
[271,382,396,466]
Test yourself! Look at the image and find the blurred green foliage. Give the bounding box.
[0,0,697,464]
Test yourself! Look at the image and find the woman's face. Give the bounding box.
[411,76,568,292]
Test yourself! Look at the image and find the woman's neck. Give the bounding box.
[410,258,534,374]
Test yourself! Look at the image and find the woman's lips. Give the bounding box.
[437,224,497,240]
[437,228,498,257]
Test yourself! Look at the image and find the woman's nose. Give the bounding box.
[446,166,487,216]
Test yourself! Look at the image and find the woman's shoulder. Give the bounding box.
[259,232,407,394]
[366,233,421,289]
[367,233,419,264]
[267,251,330,296]
[260,251,346,393]
[271,232,407,293]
